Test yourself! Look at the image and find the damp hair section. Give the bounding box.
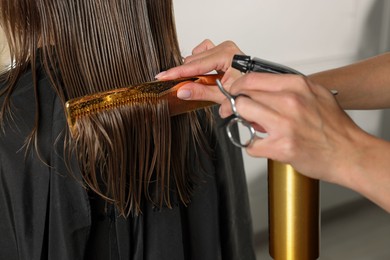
[0,0,213,216]
[72,98,205,216]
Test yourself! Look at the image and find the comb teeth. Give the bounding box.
[65,77,198,135]
[65,75,223,136]
[66,91,160,133]
[68,93,159,119]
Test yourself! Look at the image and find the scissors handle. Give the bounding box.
[226,117,256,148]
[216,79,256,148]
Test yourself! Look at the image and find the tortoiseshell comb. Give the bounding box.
[65,74,221,136]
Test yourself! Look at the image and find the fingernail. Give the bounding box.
[177,89,192,100]
[155,71,167,79]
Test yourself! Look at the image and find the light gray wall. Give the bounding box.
[174,0,390,233]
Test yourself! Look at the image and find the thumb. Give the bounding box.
[177,82,225,104]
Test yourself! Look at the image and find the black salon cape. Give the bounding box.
[0,64,255,260]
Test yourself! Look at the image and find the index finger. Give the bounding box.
[156,41,245,80]
[229,73,310,95]
[156,58,220,80]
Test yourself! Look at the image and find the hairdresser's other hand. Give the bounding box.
[227,72,390,212]
[222,72,371,184]
[155,39,244,104]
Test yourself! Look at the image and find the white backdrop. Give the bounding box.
[173,0,390,233]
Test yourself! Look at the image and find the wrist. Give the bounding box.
[334,131,390,211]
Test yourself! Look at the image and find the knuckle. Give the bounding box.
[293,74,307,83]
[196,87,207,100]
[182,56,191,63]
[243,73,259,85]
[280,138,298,160]
[230,74,256,93]
[203,39,214,46]
[283,92,304,111]
[234,94,244,102]
[234,94,250,110]
[291,75,311,92]
[193,85,211,101]
[222,40,240,53]
[275,118,300,160]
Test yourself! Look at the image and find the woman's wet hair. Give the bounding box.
[0,0,213,216]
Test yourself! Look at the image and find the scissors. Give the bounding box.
[216,79,256,148]
[218,54,339,148]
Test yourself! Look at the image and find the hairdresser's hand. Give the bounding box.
[223,72,370,183]
[155,39,244,104]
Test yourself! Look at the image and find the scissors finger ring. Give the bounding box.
[216,79,256,148]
